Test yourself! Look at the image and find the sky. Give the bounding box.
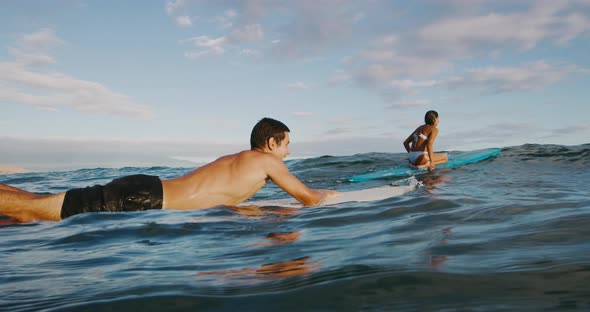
[1,0,589,171]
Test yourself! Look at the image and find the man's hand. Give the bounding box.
[316,189,341,205]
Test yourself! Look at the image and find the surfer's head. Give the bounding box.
[251,117,291,150]
[425,110,438,126]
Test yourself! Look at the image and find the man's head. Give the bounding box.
[250,117,291,150]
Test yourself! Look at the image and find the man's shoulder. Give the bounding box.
[238,150,276,161]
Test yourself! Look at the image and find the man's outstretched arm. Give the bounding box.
[265,158,339,206]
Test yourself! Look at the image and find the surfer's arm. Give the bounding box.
[266,158,335,206]
[403,135,413,153]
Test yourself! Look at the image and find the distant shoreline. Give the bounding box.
[0,166,29,175]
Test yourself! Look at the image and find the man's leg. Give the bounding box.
[0,189,64,222]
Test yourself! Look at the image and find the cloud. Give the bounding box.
[8,48,56,66]
[352,35,452,89]
[349,60,587,96]
[175,15,193,27]
[175,1,370,59]
[20,28,64,51]
[418,2,590,53]
[285,82,310,89]
[345,1,590,97]
[239,48,260,57]
[179,35,228,58]
[0,29,155,118]
[268,1,369,60]
[385,99,432,109]
[390,79,440,91]
[169,1,590,107]
[166,1,196,27]
[229,23,264,42]
[0,28,154,118]
[328,70,353,85]
[166,0,188,15]
[179,13,263,58]
[444,61,586,93]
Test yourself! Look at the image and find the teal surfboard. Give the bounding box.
[348,148,501,182]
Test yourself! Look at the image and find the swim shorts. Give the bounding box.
[60,174,163,219]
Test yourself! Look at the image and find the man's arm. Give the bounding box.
[265,157,338,206]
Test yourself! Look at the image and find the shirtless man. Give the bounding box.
[0,117,340,223]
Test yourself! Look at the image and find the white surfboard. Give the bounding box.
[241,177,420,208]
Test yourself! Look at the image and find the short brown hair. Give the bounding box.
[250,117,291,149]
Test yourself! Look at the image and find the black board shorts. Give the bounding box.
[60,174,163,219]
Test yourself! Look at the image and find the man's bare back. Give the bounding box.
[0,118,339,223]
[162,147,330,209]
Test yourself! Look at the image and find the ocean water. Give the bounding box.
[1,144,589,311]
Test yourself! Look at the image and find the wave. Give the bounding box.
[1,143,590,311]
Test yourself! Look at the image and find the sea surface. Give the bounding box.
[1,144,589,311]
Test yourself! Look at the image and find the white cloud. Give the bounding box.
[166,0,188,15]
[180,35,228,58]
[385,99,432,109]
[346,1,590,97]
[0,29,154,119]
[329,70,353,84]
[229,24,264,43]
[184,49,223,59]
[167,1,590,109]
[20,28,64,51]
[354,36,452,87]
[174,1,370,59]
[239,49,260,57]
[180,35,228,48]
[445,61,585,93]
[175,15,193,27]
[374,60,587,95]
[8,48,55,66]
[390,79,440,90]
[166,0,196,28]
[213,9,237,29]
[179,22,263,58]
[285,82,310,89]
[423,1,590,53]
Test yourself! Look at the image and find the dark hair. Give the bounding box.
[424,110,438,125]
[250,117,291,149]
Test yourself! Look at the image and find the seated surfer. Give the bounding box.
[0,117,341,223]
[403,110,448,170]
